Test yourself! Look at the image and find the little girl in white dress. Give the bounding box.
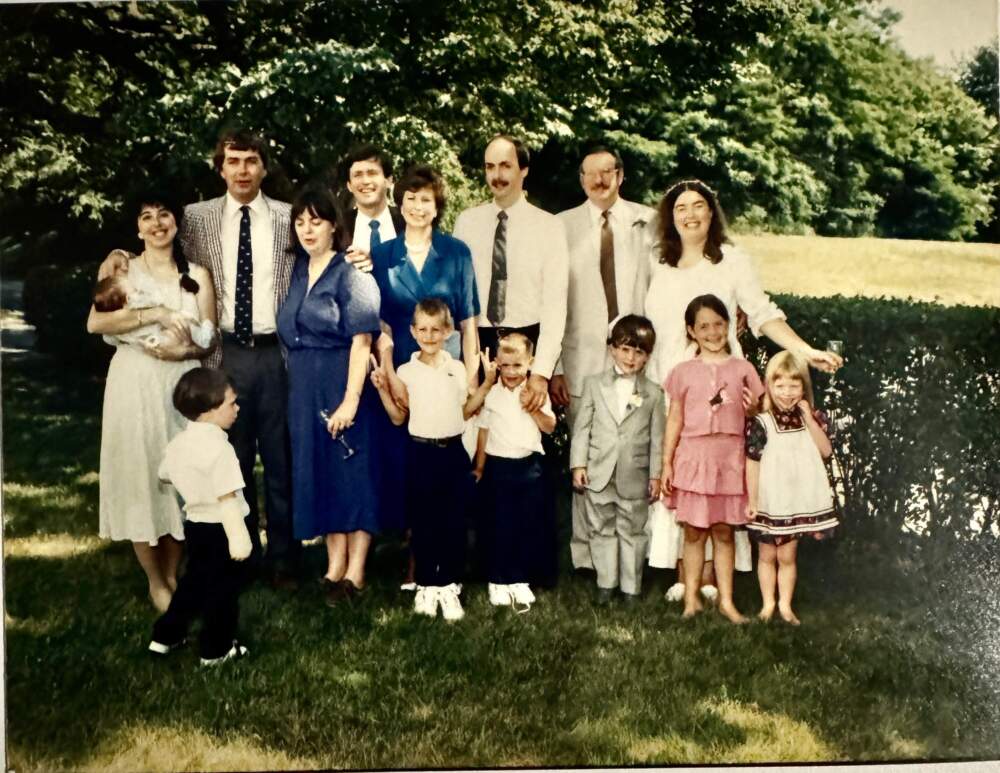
[745,350,839,625]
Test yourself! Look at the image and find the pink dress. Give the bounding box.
[664,356,764,528]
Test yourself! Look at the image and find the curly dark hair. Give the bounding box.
[655,179,730,267]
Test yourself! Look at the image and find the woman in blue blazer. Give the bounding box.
[369,165,481,572]
[371,164,481,389]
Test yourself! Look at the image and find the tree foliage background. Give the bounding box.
[1,0,997,270]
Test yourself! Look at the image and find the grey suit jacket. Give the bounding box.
[569,367,665,500]
[555,198,656,396]
[179,194,293,367]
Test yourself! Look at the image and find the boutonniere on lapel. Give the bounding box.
[627,391,643,410]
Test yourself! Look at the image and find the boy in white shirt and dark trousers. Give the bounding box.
[371,299,493,621]
[570,315,664,605]
[473,332,557,611]
[149,367,253,665]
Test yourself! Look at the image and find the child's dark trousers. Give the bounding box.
[151,518,247,660]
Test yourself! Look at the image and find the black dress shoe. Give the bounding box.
[595,587,615,606]
[324,580,346,607]
[621,591,641,606]
[325,579,366,607]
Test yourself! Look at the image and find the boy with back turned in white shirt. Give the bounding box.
[149,367,253,666]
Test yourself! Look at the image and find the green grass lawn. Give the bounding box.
[4,352,1000,770]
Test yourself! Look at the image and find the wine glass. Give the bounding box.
[318,409,357,460]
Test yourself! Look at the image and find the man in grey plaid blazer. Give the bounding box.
[177,128,299,588]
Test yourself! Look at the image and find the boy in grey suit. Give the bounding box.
[570,315,664,603]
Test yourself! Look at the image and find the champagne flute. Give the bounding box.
[318,409,357,460]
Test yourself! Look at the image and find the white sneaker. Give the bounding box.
[414,586,438,617]
[400,581,417,592]
[700,584,719,603]
[437,584,465,622]
[509,583,536,610]
[665,582,686,602]
[148,638,185,656]
[200,641,249,667]
[488,583,513,606]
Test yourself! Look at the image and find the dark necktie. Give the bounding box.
[369,218,382,250]
[600,209,618,322]
[234,205,253,345]
[487,210,508,326]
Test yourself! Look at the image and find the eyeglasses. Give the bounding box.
[318,410,357,460]
[581,168,618,180]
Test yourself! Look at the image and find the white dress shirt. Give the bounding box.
[157,422,250,524]
[351,207,398,253]
[453,196,569,379]
[587,197,634,316]
[397,351,467,439]
[479,381,554,458]
[611,366,637,422]
[220,191,277,334]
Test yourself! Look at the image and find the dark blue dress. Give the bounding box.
[370,231,480,531]
[277,252,382,539]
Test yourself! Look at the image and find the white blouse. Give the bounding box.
[642,244,784,385]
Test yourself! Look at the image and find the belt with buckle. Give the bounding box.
[222,331,280,348]
[410,434,462,448]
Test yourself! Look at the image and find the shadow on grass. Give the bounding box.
[5,356,1000,769]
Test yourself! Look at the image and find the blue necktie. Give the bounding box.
[234,205,253,345]
[369,219,382,250]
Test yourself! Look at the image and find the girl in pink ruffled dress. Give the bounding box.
[661,294,763,623]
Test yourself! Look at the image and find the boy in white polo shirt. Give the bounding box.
[149,367,253,666]
[370,298,494,621]
[472,332,557,611]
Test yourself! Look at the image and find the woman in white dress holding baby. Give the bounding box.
[642,179,841,604]
[87,190,217,612]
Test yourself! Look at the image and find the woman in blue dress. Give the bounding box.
[370,164,481,580]
[277,186,382,605]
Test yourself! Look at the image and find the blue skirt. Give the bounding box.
[287,347,381,538]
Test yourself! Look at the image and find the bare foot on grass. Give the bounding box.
[682,600,704,618]
[779,606,801,626]
[758,604,775,622]
[719,602,748,624]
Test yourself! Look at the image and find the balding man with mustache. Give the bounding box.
[552,146,657,574]
[453,134,569,586]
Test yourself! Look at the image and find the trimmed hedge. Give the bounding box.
[22,264,1000,552]
[742,294,1000,555]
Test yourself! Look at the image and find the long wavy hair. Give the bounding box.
[129,189,199,295]
[655,179,731,267]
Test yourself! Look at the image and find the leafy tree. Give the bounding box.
[1,0,997,273]
[959,40,999,118]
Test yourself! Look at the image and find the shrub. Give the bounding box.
[741,294,1000,557]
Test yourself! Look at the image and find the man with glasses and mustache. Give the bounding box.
[552,147,656,575]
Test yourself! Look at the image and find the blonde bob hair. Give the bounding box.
[763,350,815,413]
